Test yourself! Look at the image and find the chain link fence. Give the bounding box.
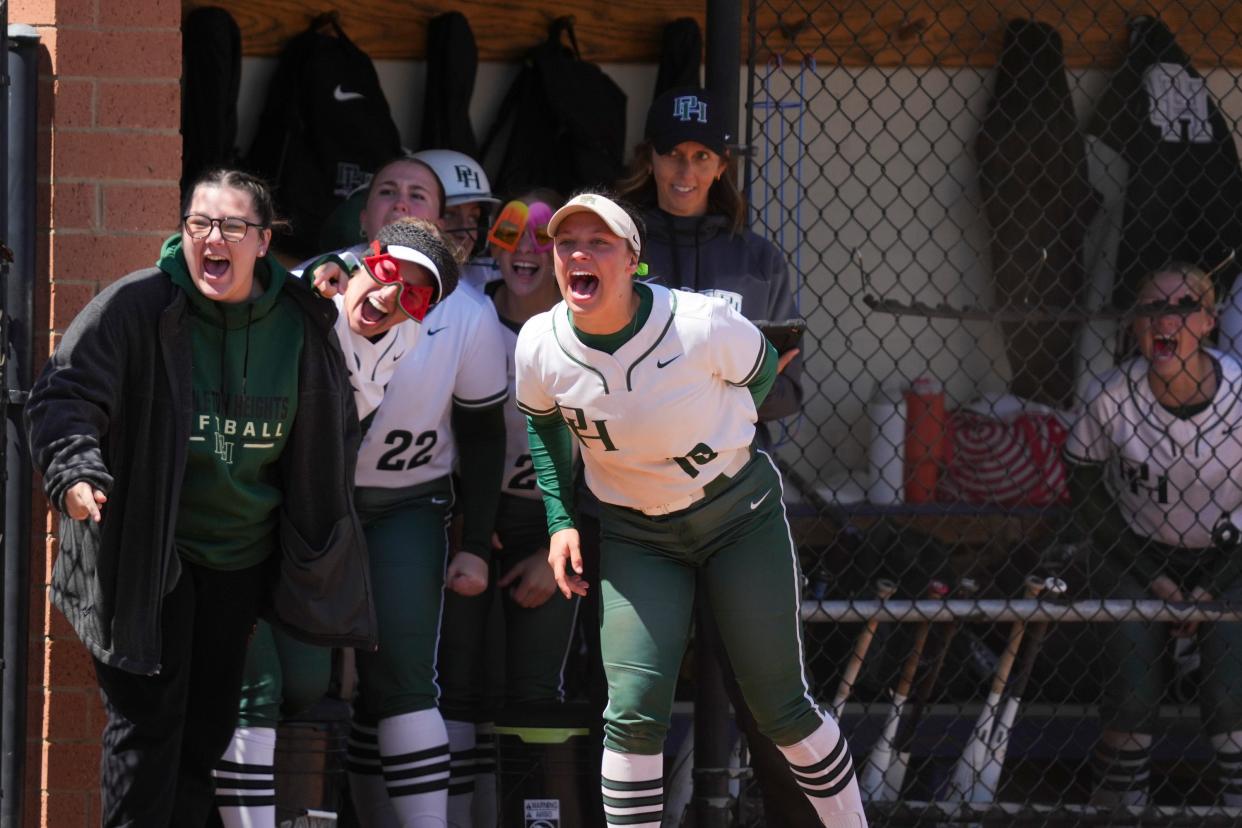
[743,2,1242,824]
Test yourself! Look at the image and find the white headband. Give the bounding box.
[342,244,444,301]
[546,194,641,258]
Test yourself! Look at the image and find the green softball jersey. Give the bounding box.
[160,237,303,570]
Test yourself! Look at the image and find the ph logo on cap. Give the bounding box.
[455,164,482,191]
[672,95,708,124]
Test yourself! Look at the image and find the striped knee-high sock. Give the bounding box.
[444,719,476,827]
[1090,731,1151,807]
[214,726,277,828]
[601,748,662,828]
[346,720,401,828]
[1211,731,1242,807]
[777,717,866,828]
[471,722,498,826]
[379,709,451,826]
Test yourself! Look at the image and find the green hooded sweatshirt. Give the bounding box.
[158,236,305,570]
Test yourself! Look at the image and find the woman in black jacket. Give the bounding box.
[616,88,816,827]
[26,168,373,827]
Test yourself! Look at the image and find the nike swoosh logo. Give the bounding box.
[656,354,682,369]
[427,327,447,336]
[333,85,365,102]
[750,490,771,510]
[431,497,449,505]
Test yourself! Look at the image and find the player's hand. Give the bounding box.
[497,550,558,609]
[63,481,106,523]
[1181,586,1215,637]
[1151,575,1193,637]
[548,528,588,599]
[777,347,800,374]
[310,260,346,298]
[446,551,489,597]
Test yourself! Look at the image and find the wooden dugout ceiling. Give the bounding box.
[183,0,1242,67]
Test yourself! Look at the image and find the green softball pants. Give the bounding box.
[597,450,824,755]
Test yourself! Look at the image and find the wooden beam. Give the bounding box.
[183,0,1242,67]
[181,0,708,63]
[753,0,1242,68]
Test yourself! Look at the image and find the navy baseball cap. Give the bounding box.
[644,87,731,156]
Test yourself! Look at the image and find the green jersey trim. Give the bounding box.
[552,311,610,394]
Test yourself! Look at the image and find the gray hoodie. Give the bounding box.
[640,208,803,424]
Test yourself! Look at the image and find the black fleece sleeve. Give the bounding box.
[755,239,803,422]
[26,291,123,510]
[451,402,506,561]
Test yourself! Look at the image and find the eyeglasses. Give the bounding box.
[1134,295,1205,317]
[183,214,266,243]
[357,244,436,322]
[488,200,554,253]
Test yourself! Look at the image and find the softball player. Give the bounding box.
[412,149,503,287]
[1066,262,1242,807]
[435,189,589,826]
[343,240,508,828]
[515,193,867,828]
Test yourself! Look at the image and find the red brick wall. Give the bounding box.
[11,0,182,823]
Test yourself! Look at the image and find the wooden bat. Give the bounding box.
[883,577,979,799]
[860,580,950,801]
[944,575,1045,801]
[971,576,1067,803]
[831,578,898,719]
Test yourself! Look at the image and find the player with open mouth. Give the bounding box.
[514,191,868,828]
[1067,261,1242,809]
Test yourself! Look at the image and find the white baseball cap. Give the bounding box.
[547,194,641,257]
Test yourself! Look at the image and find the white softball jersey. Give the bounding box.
[514,284,765,511]
[352,281,509,489]
[1065,349,1242,549]
[495,317,577,500]
[332,294,423,422]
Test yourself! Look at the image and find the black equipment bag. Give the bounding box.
[181,6,242,196]
[654,18,702,97]
[246,13,402,258]
[481,17,626,196]
[419,11,479,156]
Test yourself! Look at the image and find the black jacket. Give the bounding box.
[26,266,376,675]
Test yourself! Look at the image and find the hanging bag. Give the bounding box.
[246,13,402,258]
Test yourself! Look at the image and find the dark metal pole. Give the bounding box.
[697,8,743,825]
[2,21,36,828]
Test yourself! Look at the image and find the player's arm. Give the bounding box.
[755,246,803,421]
[746,339,780,410]
[526,412,577,535]
[450,401,506,564]
[1206,504,1242,597]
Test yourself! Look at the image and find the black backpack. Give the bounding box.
[419,11,480,156]
[481,17,626,196]
[245,13,401,258]
[181,6,241,196]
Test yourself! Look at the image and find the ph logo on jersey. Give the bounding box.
[455,164,482,191]
[672,95,708,123]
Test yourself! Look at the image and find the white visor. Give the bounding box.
[547,194,641,258]
[342,245,444,302]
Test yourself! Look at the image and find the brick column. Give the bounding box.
[10,0,181,824]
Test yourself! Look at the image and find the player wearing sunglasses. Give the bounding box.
[435,190,599,824]
[1068,263,1242,808]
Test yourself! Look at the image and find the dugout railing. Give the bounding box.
[741,1,1242,825]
